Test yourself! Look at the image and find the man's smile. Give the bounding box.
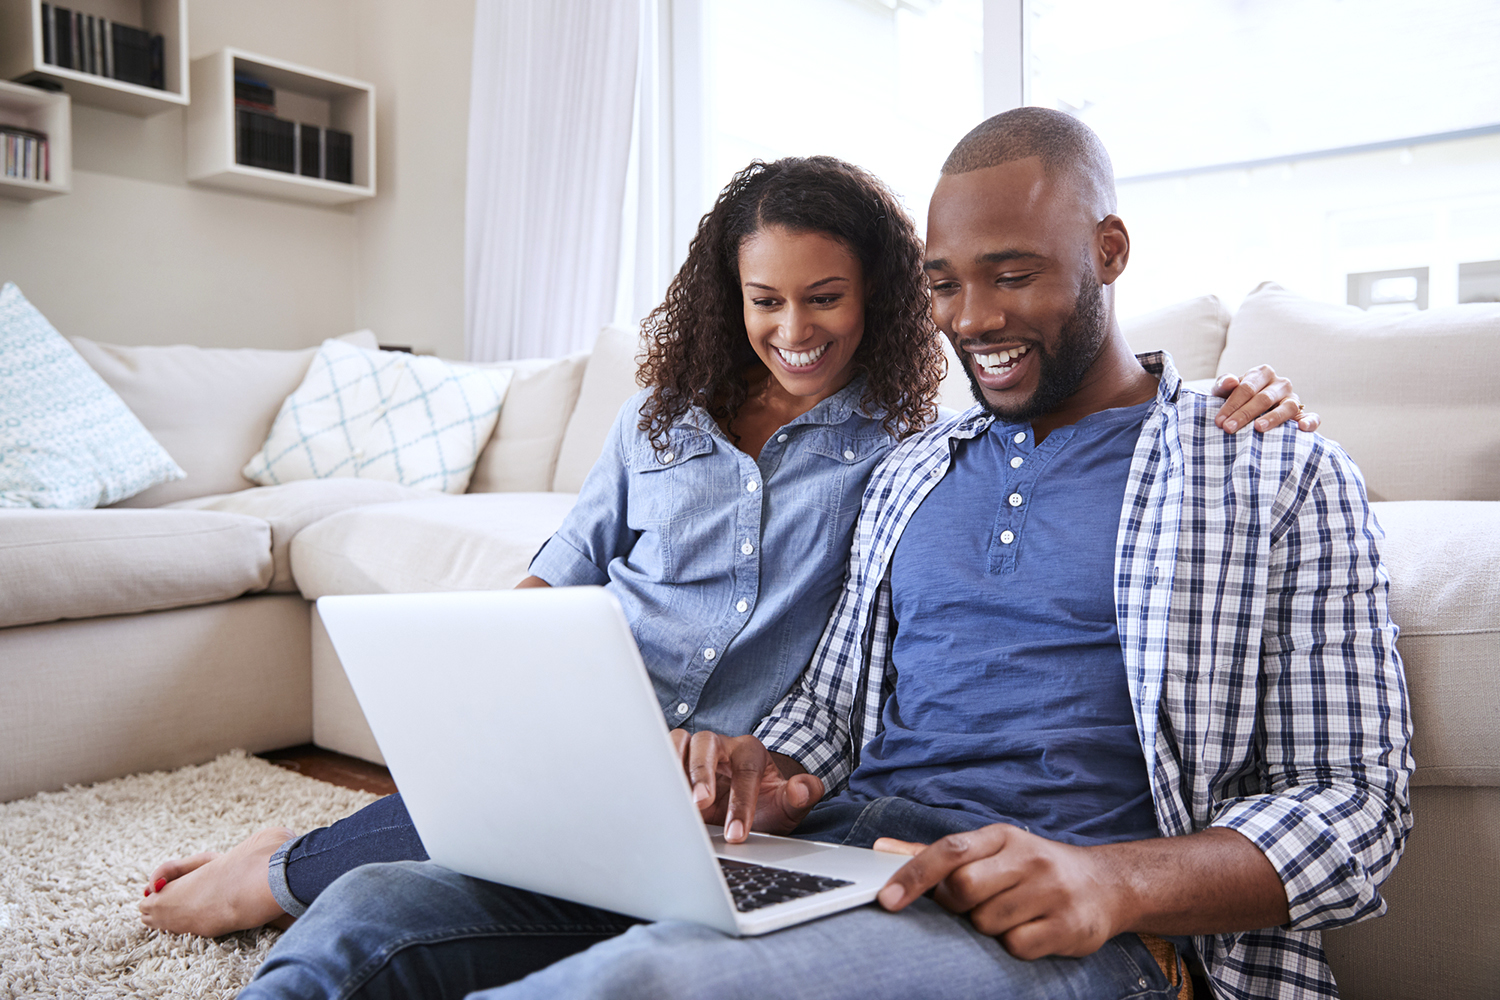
[965,343,1034,391]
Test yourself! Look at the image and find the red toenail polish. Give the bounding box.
[154,878,167,892]
[144,886,151,896]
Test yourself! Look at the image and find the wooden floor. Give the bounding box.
[256,744,398,797]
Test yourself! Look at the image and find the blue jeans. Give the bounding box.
[268,794,428,918]
[242,795,1186,1000]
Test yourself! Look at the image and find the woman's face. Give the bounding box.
[738,226,866,402]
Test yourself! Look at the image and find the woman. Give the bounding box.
[139,156,1309,937]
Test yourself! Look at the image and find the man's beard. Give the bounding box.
[961,277,1109,423]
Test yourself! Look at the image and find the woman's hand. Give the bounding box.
[1211,365,1320,434]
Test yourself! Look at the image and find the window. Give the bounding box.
[1025,0,1500,317]
[697,0,983,238]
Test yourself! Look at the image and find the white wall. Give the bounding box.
[0,0,473,358]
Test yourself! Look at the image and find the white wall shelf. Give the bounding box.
[0,78,69,200]
[0,0,188,116]
[186,48,375,207]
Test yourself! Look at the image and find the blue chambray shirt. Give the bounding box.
[528,379,895,737]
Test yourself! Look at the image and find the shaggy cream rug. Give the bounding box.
[0,751,379,999]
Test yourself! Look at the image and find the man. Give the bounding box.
[241,108,1411,1000]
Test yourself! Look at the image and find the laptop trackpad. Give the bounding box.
[711,831,837,864]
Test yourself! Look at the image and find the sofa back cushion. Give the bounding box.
[73,331,378,507]
[1219,283,1500,501]
[552,325,644,493]
[467,352,590,492]
[1121,294,1232,382]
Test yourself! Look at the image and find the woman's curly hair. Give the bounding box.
[636,156,943,450]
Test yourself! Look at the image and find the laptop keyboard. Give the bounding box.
[718,858,854,913]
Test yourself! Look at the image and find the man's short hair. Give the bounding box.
[942,107,1117,216]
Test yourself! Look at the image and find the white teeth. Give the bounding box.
[777,343,829,367]
[975,345,1030,372]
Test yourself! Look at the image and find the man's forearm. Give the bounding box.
[1101,827,1289,936]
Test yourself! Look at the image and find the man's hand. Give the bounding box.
[669,730,824,843]
[1211,365,1320,434]
[873,824,1290,961]
[873,825,1121,960]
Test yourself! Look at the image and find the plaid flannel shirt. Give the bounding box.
[755,353,1413,999]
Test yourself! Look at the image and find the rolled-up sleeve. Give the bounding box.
[528,395,643,587]
[1211,441,1414,931]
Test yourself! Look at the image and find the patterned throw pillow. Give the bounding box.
[243,339,515,493]
[0,283,185,509]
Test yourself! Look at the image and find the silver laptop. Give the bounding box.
[317,587,909,936]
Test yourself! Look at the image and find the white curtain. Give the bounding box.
[465,0,644,361]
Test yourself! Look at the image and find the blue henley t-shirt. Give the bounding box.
[846,399,1160,846]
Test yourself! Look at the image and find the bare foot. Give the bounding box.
[139,826,296,936]
[145,849,220,890]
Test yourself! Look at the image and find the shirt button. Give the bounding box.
[843,449,856,460]
[777,434,788,443]
[929,467,941,478]
[676,703,690,715]
[1008,493,1023,507]
[1010,456,1023,468]
[1000,530,1015,544]
[741,541,754,555]
[736,599,749,613]
[1013,431,1026,444]
[661,451,675,463]
[746,480,758,492]
[703,648,716,660]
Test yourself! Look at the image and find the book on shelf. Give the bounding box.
[236,109,296,173]
[1,126,50,183]
[38,4,166,91]
[323,128,353,184]
[298,123,321,178]
[234,111,355,186]
[234,74,275,111]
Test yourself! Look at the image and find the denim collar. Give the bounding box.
[677,372,872,435]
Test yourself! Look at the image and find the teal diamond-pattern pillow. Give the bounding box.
[243,339,514,493]
[0,283,185,509]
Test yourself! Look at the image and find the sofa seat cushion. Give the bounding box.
[0,509,272,628]
[291,492,578,599]
[166,480,432,593]
[1374,500,1500,788]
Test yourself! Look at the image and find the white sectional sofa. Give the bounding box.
[1,284,1495,999]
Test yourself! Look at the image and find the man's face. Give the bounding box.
[924,157,1110,422]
